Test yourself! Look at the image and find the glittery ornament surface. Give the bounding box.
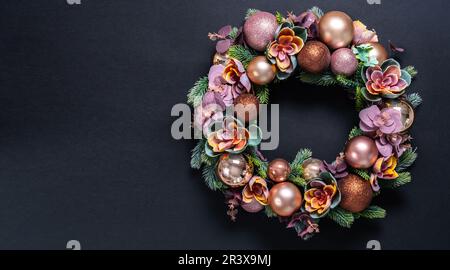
[243,11,278,51]
[338,174,373,213]
[331,48,358,76]
[297,41,331,73]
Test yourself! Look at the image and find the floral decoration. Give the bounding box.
[373,155,399,179]
[304,172,341,218]
[359,105,402,135]
[242,176,269,205]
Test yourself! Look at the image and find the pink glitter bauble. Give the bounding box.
[330,48,358,76]
[241,198,264,213]
[243,11,278,51]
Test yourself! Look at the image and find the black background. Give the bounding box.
[0,0,449,250]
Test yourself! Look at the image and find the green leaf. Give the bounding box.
[348,126,363,140]
[228,45,256,68]
[354,205,386,219]
[228,26,239,39]
[406,93,423,108]
[264,205,277,218]
[397,148,417,172]
[190,139,205,169]
[254,84,270,104]
[202,161,227,191]
[327,207,354,228]
[381,172,411,189]
[298,72,338,87]
[245,8,259,20]
[187,77,208,107]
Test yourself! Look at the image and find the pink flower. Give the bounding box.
[353,20,378,45]
[365,65,408,96]
[376,133,410,158]
[194,91,225,136]
[359,105,402,135]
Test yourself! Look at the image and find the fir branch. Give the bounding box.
[265,205,277,218]
[406,93,423,108]
[187,76,208,107]
[309,6,324,18]
[290,149,313,169]
[327,207,354,228]
[290,149,312,181]
[381,172,411,189]
[397,148,417,172]
[336,75,360,89]
[404,66,418,78]
[298,72,338,87]
[355,86,366,111]
[254,84,270,104]
[245,8,260,20]
[246,148,269,179]
[354,205,386,219]
[228,45,256,68]
[190,139,205,169]
[202,161,227,191]
[228,26,239,39]
[275,11,284,24]
[355,62,365,84]
[348,126,363,140]
[290,176,307,187]
[350,168,371,181]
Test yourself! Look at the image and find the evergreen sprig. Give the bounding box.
[289,149,312,186]
[406,93,423,108]
[348,126,363,140]
[290,149,313,170]
[254,84,270,104]
[298,72,338,87]
[397,148,417,172]
[190,139,205,169]
[405,66,418,78]
[350,168,371,181]
[336,75,360,89]
[228,45,256,68]
[265,205,277,218]
[246,147,269,179]
[327,207,354,228]
[355,86,366,111]
[275,11,284,24]
[309,6,324,18]
[228,26,240,39]
[245,8,259,20]
[202,161,227,191]
[290,176,307,187]
[354,205,386,219]
[187,76,208,107]
[381,172,411,189]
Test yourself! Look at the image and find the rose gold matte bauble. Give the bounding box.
[338,174,373,213]
[319,11,354,49]
[297,41,331,74]
[244,11,279,51]
[233,94,260,122]
[216,154,253,188]
[267,158,291,183]
[302,158,324,180]
[246,56,276,85]
[367,42,388,64]
[268,182,303,217]
[383,99,415,132]
[344,136,379,169]
[213,52,229,65]
[241,198,265,213]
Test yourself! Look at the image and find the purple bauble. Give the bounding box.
[241,198,265,213]
[243,11,278,51]
[330,48,358,76]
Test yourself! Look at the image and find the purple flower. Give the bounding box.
[287,212,319,240]
[376,133,410,157]
[359,105,402,135]
[208,25,243,53]
[208,59,251,106]
[194,91,225,136]
[322,154,348,179]
[288,11,318,39]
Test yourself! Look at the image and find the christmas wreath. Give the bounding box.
[187,7,421,239]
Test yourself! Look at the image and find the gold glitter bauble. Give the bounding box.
[297,41,331,74]
[338,174,373,213]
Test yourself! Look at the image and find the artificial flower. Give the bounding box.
[208,25,242,54]
[352,20,378,45]
[194,91,225,136]
[242,176,269,205]
[359,105,402,135]
[288,11,318,39]
[376,133,411,158]
[360,59,412,101]
[286,212,319,240]
[373,155,399,179]
[304,172,341,218]
[208,58,251,106]
[322,153,348,179]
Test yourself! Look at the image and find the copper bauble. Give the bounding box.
[367,42,388,65]
[331,48,358,76]
[268,182,303,217]
[344,136,379,169]
[233,94,259,122]
[338,174,373,213]
[244,11,278,51]
[302,158,324,180]
[216,154,253,188]
[246,56,276,85]
[213,52,229,65]
[268,158,291,183]
[241,198,264,213]
[384,99,415,132]
[297,41,331,74]
[319,11,354,49]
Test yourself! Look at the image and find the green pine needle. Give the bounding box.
[264,205,277,218]
[289,176,307,187]
[406,93,423,108]
[381,172,411,189]
[254,84,270,104]
[354,205,386,219]
[228,45,256,68]
[405,66,418,78]
[290,149,312,169]
[290,149,312,181]
[190,139,205,169]
[228,26,239,39]
[298,72,338,87]
[202,162,227,191]
[355,86,366,111]
[350,168,371,181]
[327,207,354,228]
[397,148,417,172]
[309,6,324,18]
[187,77,208,107]
[336,75,359,88]
[245,8,259,20]
[348,126,363,140]
[275,11,284,24]
[246,148,269,179]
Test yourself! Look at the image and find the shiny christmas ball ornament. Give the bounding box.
[297,41,331,74]
[338,174,373,213]
[319,11,354,49]
[233,94,260,122]
[241,198,265,213]
[302,158,324,180]
[268,182,303,217]
[246,56,276,85]
[267,158,291,183]
[216,154,253,188]
[243,11,279,51]
[367,42,388,65]
[331,48,358,76]
[212,52,229,65]
[344,136,379,169]
[383,99,415,132]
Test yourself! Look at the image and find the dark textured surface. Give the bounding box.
[0,0,449,249]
